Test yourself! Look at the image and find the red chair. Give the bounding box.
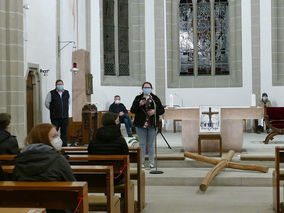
[264,107,284,144]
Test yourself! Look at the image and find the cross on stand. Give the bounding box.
[184,151,268,192]
[202,107,219,126]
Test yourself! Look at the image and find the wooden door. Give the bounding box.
[26,72,34,134]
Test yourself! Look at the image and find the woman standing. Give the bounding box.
[130,82,165,169]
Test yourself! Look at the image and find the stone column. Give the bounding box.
[0,0,25,145]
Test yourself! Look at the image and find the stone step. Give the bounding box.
[142,168,274,187]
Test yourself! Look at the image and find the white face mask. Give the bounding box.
[115,100,120,104]
[51,137,63,151]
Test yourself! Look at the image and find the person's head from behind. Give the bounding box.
[0,113,11,131]
[25,123,62,151]
[55,79,64,91]
[262,93,268,102]
[102,112,119,127]
[142,82,153,95]
[114,95,121,104]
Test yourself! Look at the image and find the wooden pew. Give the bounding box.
[68,155,134,213]
[2,165,120,213]
[273,146,284,213]
[62,146,146,213]
[0,181,88,213]
[0,208,46,213]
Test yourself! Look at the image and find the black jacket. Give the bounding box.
[88,125,129,155]
[50,89,70,119]
[0,130,19,155]
[130,93,165,128]
[0,163,4,180]
[13,143,75,181]
[109,102,128,114]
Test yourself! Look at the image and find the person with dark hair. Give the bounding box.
[88,112,129,155]
[88,112,129,185]
[255,93,272,133]
[109,95,134,137]
[13,123,75,181]
[130,82,165,169]
[45,80,70,146]
[258,93,272,108]
[0,113,19,154]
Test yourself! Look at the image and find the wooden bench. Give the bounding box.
[273,147,284,213]
[0,208,46,213]
[264,107,284,144]
[2,165,120,213]
[68,155,134,213]
[0,181,88,213]
[62,146,146,213]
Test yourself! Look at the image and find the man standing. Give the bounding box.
[45,80,70,146]
[109,95,134,137]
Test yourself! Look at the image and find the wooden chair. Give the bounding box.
[264,107,284,144]
[273,147,284,212]
[0,181,88,213]
[198,134,222,157]
[2,165,120,213]
[173,119,181,133]
[62,146,145,213]
[68,155,134,213]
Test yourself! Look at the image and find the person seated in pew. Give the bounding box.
[13,123,75,181]
[109,95,134,137]
[0,113,19,154]
[88,112,129,184]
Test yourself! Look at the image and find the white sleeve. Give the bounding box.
[45,92,51,109]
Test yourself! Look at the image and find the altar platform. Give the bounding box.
[163,107,263,152]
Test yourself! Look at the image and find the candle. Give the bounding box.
[251,94,256,107]
[169,94,174,107]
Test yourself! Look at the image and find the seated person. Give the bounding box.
[256,93,272,133]
[109,95,134,137]
[13,123,75,181]
[0,113,19,154]
[88,112,129,184]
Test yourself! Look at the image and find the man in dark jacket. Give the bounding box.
[45,80,70,146]
[0,113,19,154]
[109,95,134,137]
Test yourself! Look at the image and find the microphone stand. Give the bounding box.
[149,95,163,174]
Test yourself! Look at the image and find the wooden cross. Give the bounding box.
[184,150,268,192]
[202,107,219,125]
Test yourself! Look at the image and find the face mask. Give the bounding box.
[115,100,120,104]
[51,137,63,151]
[143,88,151,95]
[262,97,268,101]
[56,85,64,91]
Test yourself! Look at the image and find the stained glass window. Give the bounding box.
[103,0,130,76]
[214,0,229,75]
[179,0,194,75]
[179,0,229,76]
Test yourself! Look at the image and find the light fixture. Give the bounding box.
[70,62,79,74]
[23,4,30,9]
[57,36,76,56]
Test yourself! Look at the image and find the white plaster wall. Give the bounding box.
[24,0,57,122]
[260,0,284,107]
[165,0,253,107]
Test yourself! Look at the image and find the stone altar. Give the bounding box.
[163,107,262,152]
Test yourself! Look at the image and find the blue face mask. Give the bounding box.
[56,85,64,91]
[262,97,268,101]
[143,88,151,95]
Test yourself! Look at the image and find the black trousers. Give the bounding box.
[51,118,69,146]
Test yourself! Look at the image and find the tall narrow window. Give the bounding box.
[214,0,229,75]
[103,0,115,75]
[103,0,130,76]
[179,0,229,76]
[179,0,194,75]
